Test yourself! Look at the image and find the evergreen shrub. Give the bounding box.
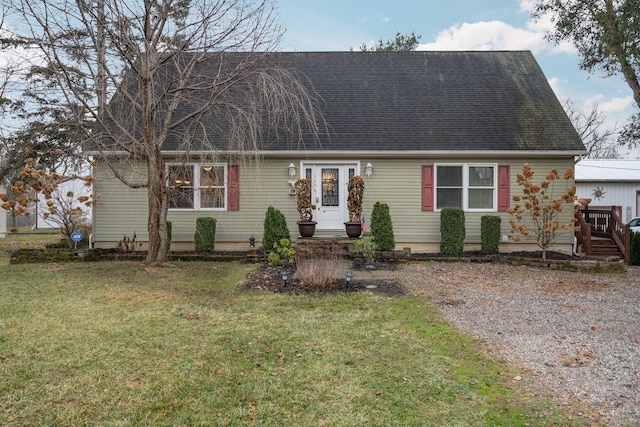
[440,208,465,256]
[263,206,291,252]
[631,232,640,266]
[194,217,216,252]
[370,202,395,251]
[166,221,172,252]
[481,216,501,254]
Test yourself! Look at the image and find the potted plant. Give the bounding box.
[294,178,316,238]
[345,175,364,238]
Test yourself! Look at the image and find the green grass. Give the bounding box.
[0,259,581,426]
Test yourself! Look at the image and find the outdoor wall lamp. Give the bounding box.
[365,163,373,177]
[288,163,296,177]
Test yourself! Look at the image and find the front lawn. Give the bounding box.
[0,260,578,426]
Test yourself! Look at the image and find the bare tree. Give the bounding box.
[531,0,640,147]
[10,0,325,263]
[562,98,621,159]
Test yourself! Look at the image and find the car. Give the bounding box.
[627,217,640,233]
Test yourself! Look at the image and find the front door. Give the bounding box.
[303,163,357,230]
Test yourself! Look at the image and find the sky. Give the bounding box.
[276,0,638,158]
[0,0,636,157]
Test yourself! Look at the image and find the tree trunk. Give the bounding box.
[145,150,168,264]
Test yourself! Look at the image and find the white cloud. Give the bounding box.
[547,77,567,98]
[583,94,635,115]
[418,19,574,54]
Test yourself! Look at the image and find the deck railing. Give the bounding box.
[575,208,591,255]
[578,205,630,263]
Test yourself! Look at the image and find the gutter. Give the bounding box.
[88,150,587,159]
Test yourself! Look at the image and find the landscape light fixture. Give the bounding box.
[345,271,353,287]
[281,270,289,287]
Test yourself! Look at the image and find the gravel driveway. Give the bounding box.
[398,262,640,426]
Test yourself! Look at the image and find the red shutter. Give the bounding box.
[497,165,510,212]
[421,165,434,211]
[227,165,239,211]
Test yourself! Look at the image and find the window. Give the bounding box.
[168,164,228,210]
[199,165,226,209]
[435,164,496,210]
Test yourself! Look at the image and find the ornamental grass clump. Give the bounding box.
[295,241,344,289]
[508,163,577,261]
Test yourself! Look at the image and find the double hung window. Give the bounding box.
[436,164,496,210]
[168,164,227,210]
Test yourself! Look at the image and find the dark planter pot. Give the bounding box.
[297,221,317,238]
[344,221,362,238]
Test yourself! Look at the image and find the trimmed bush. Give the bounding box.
[440,208,465,256]
[481,216,501,254]
[263,206,291,252]
[631,232,640,266]
[166,221,172,252]
[194,217,216,252]
[267,238,296,267]
[370,202,395,251]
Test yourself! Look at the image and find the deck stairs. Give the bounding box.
[589,237,624,259]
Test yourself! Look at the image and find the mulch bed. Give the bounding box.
[239,263,406,297]
[239,251,580,297]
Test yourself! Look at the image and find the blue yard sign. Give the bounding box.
[71,231,83,242]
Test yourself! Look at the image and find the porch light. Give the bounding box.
[281,270,289,287]
[288,163,296,177]
[365,163,373,177]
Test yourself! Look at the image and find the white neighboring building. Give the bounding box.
[34,177,93,229]
[575,160,640,223]
[0,182,6,238]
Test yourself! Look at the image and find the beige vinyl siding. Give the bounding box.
[93,157,303,246]
[360,157,576,246]
[93,156,576,249]
[92,161,149,243]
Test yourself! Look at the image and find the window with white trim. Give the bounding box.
[168,164,227,210]
[435,164,496,210]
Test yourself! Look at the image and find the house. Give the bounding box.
[575,159,640,223]
[92,51,585,253]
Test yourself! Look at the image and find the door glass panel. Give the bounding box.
[321,168,339,207]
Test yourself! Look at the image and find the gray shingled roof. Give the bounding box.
[109,51,585,154]
[259,51,584,152]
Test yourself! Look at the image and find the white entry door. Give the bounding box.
[304,163,358,230]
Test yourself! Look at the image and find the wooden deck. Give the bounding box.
[576,206,630,262]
